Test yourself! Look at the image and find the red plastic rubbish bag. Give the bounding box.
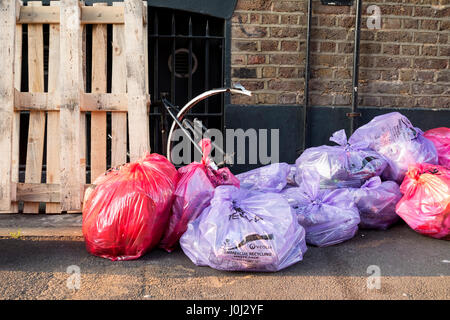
[159,139,240,252]
[396,163,450,240]
[424,127,450,167]
[82,153,179,261]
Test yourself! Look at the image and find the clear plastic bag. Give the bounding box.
[348,176,402,230]
[180,185,307,272]
[349,112,438,183]
[295,129,387,189]
[396,163,450,240]
[281,171,360,247]
[82,154,179,261]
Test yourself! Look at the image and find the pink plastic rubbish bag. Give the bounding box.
[82,153,179,261]
[180,185,307,272]
[348,112,438,183]
[424,127,450,167]
[159,139,239,252]
[396,163,450,240]
[294,129,387,189]
[237,163,291,192]
[348,176,402,230]
[281,171,360,247]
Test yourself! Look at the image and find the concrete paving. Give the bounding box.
[0,214,83,238]
[0,215,449,300]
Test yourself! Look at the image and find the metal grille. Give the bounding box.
[148,7,226,156]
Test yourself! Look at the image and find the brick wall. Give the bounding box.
[230,0,450,108]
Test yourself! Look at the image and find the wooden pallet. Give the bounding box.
[0,0,150,214]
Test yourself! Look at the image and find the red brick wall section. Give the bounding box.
[230,0,450,108]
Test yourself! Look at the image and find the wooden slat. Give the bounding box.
[16,183,92,203]
[9,21,23,214]
[143,1,149,95]
[82,5,124,24]
[80,111,86,195]
[17,183,60,203]
[18,5,59,24]
[14,91,56,110]
[18,5,126,24]
[59,0,82,211]
[46,0,61,214]
[82,93,145,111]
[15,91,146,112]
[23,1,45,214]
[0,0,17,212]
[124,0,150,161]
[78,0,87,213]
[111,2,128,167]
[90,3,108,182]
[80,8,87,195]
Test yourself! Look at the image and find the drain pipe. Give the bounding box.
[348,0,363,133]
[302,0,313,152]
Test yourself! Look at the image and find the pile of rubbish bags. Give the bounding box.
[82,112,449,271]
[159,139,240,252]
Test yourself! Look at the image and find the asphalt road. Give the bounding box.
[0,223,449,300]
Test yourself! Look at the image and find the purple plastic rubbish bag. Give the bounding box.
[348,176,402,230]
[294,129,387,189]
[180,185,307,272]
[237,163,291,192]
[281,171,360,247]
[280,187,307,222]
[348,112,438,183]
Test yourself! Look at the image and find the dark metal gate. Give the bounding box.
[147,7,226,156]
